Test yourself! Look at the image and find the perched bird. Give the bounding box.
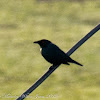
[34,39,83,69]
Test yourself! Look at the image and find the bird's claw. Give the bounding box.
[49,65,55,70]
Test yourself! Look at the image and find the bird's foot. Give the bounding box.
[49,64,59,70]
[49,66,54,70]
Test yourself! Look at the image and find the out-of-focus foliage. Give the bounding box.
[0,0,100,100]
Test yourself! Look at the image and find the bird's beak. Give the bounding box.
[33,41,39,44]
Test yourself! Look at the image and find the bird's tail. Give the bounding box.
[70,59,83,66]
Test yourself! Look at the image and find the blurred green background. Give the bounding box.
[0,0,100,100]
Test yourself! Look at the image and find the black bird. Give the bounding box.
[34,39,83,69]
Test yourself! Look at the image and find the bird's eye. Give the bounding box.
[41,41,45,44]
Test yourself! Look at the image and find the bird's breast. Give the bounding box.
[41,47,52,59]
[41,45,56,64]
[40,48,42,52]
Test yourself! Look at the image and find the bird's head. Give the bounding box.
[34,39,51,48]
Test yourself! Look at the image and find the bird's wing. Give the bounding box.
[49,44,68,63]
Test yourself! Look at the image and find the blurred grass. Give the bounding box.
[0,0,100,100]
